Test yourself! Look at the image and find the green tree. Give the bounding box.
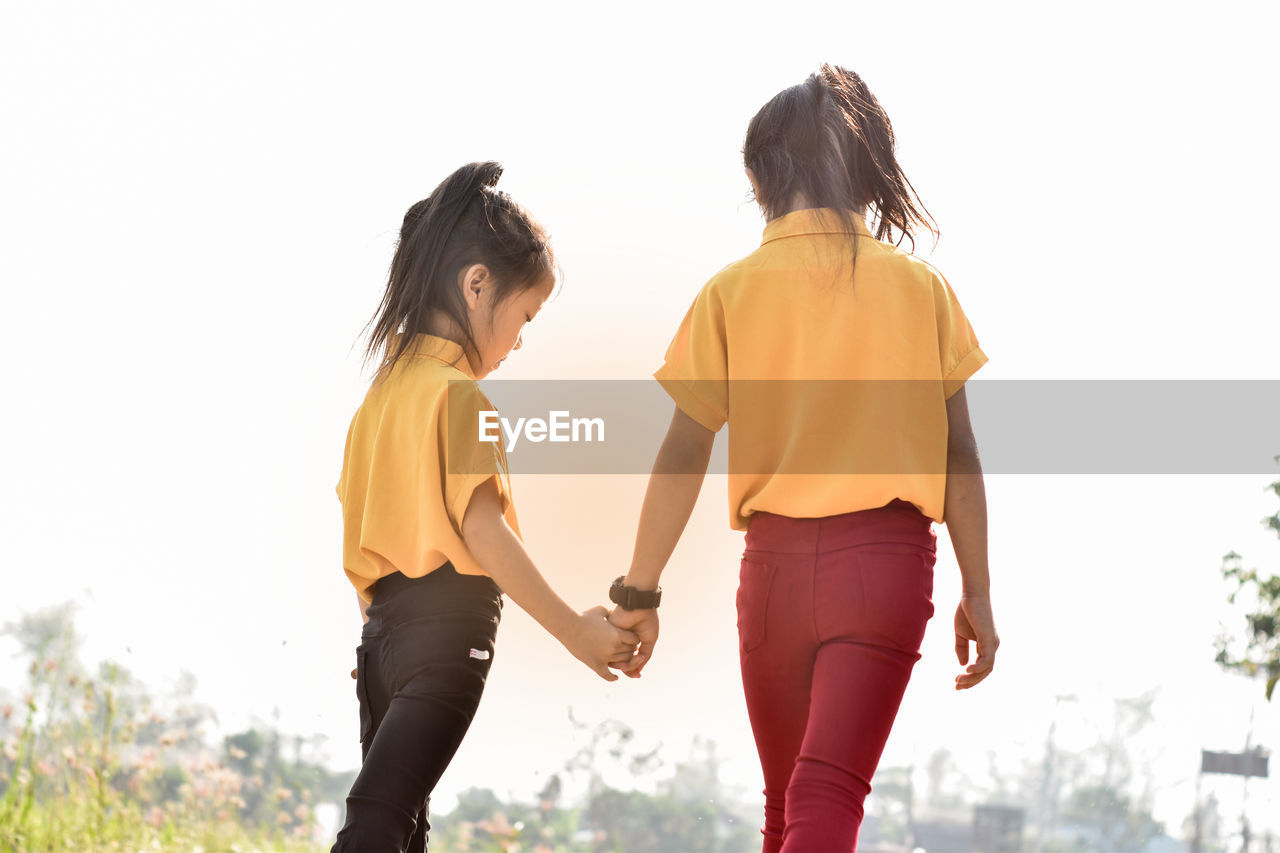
[0,602,340,851]
[1060,785,1160,852]
[431,725,760,852]
[1216,468,1280,700]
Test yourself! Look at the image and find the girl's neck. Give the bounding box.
[418,311,482,374]
[765,195,866,222]
[419,309,464,344]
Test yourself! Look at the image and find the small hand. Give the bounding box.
[567,606,640,682]
[954,593,999,690]
[607,606,659,678]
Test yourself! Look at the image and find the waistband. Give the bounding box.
[744,499,935,555]
[364,563,503,637]
[371,562,502,602]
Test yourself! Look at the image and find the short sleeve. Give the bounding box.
[653,282,730,432]
[442,380,512,532]
[932,272,988,398]
[335,412,356,503]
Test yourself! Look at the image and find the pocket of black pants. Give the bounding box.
[737,559,776,654]
[856,550,934,653]
[390,612,498,700]
[354,644,374,744]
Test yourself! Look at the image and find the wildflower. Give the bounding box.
[160,732,176,748]
[228,745,247,761]
[146,806,165,828]
[2,740,17,761]
[277,812,291,825]
[67,674,79,688]
[294,804,310,821]
[1,704,12,721]
[44,660,59,674]
[275,788,292,802]
[35,759,56,777]
[477,812,521,843]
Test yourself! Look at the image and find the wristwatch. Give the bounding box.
[610,576,662,610]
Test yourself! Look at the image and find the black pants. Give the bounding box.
[332,563,502,852]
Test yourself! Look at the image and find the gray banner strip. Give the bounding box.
[447,380,1280,475]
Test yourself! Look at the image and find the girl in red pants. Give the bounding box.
[608,65,999,852]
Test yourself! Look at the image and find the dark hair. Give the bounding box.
[361,161,554,376]
[743,64,937,253]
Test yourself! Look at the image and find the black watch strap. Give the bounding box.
[610,576,662,610]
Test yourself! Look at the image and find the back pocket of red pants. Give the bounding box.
[857,551,934,653]
[736,559,776,654]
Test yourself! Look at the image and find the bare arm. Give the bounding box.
[944,387,989,594]
[623,406,716,590]
[462,477,637,681]
[611,406,716,676]
[943,386,999,689]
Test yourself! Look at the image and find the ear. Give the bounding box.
[458,264,490,312]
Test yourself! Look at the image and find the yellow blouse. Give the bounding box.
[336,333,519,600]
[655,208,987,529]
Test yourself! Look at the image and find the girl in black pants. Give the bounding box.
[332,162,638,851]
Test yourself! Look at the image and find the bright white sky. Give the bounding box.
[3,0,1280,842]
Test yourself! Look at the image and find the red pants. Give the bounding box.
[738,500,937,853]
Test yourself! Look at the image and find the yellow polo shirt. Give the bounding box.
[336,333,520,600]
[655,208,986,529]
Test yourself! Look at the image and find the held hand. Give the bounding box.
[607,606,660,678]
[954,593,999,690]
[566,606,640,682]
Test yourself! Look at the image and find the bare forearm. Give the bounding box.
[464,519,578,643]
[625,426,713,590]
[944,442,990,595]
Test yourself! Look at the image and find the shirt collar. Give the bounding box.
[401,333,476,378]
[760,208,870,246]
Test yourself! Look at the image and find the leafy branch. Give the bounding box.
[1216,462,1280,700]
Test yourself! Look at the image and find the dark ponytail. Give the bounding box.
[360,161,554,377]
[744,64,937,254]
